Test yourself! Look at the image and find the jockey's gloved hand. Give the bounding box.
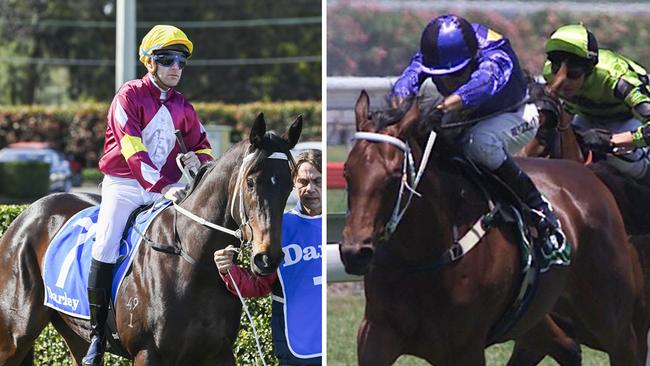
[418,106,444,136]
[180,151,200,172]
[162,185,186,203]
[579,128,613,154]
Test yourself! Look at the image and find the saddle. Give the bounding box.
[450,155,571,342]
[42,200,172,359]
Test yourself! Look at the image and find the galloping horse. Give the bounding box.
[0,113,302,365]
[340,91,645,365]
[519,82,650,235]
[508,84,650,365]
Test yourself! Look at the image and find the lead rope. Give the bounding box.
[227,266,268,366]
[228,151,267,366]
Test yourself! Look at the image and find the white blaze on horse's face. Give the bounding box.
[271,175,277,185]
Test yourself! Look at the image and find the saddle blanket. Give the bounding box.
[41,201,171,319]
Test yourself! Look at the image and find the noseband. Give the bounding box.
[352,131,437,235]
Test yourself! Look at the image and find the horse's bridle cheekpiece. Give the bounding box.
[353,131,437,236]
[170,149,290,263]
[353,130,490,268]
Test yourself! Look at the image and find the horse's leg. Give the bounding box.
[443,344,484,366]
[0,308,50,366]
[133,349,164,366]
[50,313,89,365]
[507,343,545,366]
[606,324,642,366]
[357,318,403,366]
[18,348,33,366]
[214,350,236,366]
[507,315,581,366]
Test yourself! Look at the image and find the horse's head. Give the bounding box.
[237,113,302,276]
[340,91,421,275]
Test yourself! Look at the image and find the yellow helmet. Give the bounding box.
[139,25,193,65]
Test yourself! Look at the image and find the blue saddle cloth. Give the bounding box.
[42,201,171,319]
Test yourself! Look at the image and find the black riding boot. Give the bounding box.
[493,156,560,240]
[82,259,114,366]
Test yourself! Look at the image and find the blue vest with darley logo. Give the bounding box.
[273,206,322,360]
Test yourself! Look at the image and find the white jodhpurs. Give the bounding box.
[92,175,173,263]
[460,103,540,170]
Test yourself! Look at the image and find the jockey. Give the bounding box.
[213,149,322,365]
[544,24,650,184]
[390,15,560,243]
[83,25,214,365]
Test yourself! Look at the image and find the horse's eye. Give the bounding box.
[246,177,255,189]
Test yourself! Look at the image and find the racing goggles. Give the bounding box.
[153,51,187,69]
[551,61,585,80]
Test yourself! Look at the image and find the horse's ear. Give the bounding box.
[250,112,266,148]
[397,98,420,135]
[285,115,303,149]
[355,90,373,131]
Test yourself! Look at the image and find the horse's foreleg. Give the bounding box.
[357,318,403,366]
[214,350,236,366]
[507,314,581,366]
[133,349,163,366]
[0,305,51,366]
[50,313,89,365]
[506,343,545,366]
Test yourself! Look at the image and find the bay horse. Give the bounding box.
[0,113,302,365]
[339,91,645,365]
[508,83,650,365]
[518,83,650,236]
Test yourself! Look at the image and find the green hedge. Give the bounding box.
[0,161,50,198]
[0,101,321,169]
[0,204,277,365]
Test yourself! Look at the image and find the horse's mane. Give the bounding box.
[183,131,294,198]
[372,94,443,132]
[371,97,415,131]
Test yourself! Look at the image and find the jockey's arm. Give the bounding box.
[454,48,513,109]
[612,78,650,149]
[390,52,428,103]
[180,101,215,164]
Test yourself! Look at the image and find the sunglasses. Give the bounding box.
[153,52,187,69]
[551,61,585,80]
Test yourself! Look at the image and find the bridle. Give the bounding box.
[352,130,492,270]
[173,149,291,247]
[352,131,437,236]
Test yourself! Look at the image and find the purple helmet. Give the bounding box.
[420,15,478,75]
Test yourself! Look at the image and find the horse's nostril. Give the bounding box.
[358,246,374,261]
[253,253,272,270]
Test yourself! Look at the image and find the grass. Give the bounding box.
[327,294,610,366]
[328,144,348,162]
[327,189,347,214]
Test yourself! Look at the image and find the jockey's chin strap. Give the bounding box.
[172,150,290,248]
[353,131,437,235]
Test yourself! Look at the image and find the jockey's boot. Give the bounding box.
[493,156,560,244]
[82,259,114,366]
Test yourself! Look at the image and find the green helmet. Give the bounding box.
[545,24,598,69]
